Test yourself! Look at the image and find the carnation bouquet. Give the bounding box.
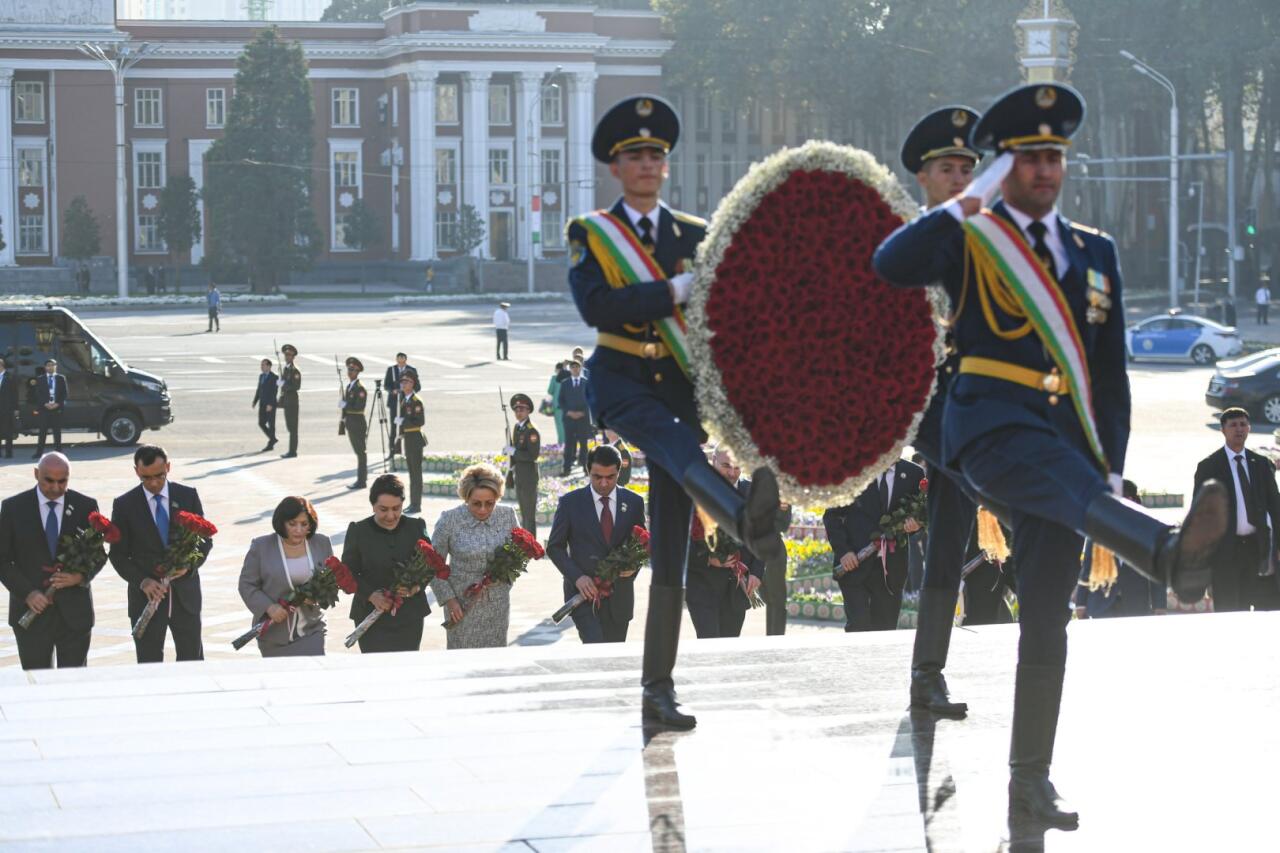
[131,511,218,640]
[443,527,542,629]
[697,517,765,609]
[345,539,449,648]
[18,511,120,630]
[233,556,358,650]
[551,525,650,623]
[878,477,929,548]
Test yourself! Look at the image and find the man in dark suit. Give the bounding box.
[109,445,213,663]
[279,344,301,458]
[558,360,591,476]
[824,457,925,632]
[0,453,101,669]
[686,448,764,638]
[29,358,67,458]
[0,355,18,458]
[1077,481,1166,618]
[383,353,419,450]
[251,358,278,452]
[1193,408,1280,612]
[548,444,646,643]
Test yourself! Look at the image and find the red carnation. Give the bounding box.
[510,528,545,560]
[325,555,358,594]
[90,511,123,544]
[416,539,448,574]
[436,565,451,581]
[631,525,650,548]
[919,478,929,494]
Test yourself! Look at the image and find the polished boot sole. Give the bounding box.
[909,696,968,718]
[1009,798,1079,829]
[641,707,697,729]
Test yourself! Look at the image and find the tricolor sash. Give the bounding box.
[962,210,1107,471]
[578,211,692,378]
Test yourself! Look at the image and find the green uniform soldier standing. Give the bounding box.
[507,393,541,536]
[342,357,369,490]
[279,344,302,458]
[398,372,425,513]
[604,429,633,487]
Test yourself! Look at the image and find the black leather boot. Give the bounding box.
[683,462,785,565]
[1008,664,1078,829]
[1082,480,1227,603]
[910,587,967,718]
[641,585,696,729]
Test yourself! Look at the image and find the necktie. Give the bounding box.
[638,216,655,252]
[154,494,169,547]
[600,494,613,542]
[1236,454,1259,526]
[48,375,54,399]
[44,500,59,559]
[1027,221,1057,281]
[878,473,890,512]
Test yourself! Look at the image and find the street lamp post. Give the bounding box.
[1121,50,1178,310]
[526,68,561,294]
[1188,181,1205,305]
[78,41,153,298]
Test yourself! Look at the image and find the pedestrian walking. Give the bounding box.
[206,283,221,332]
[493,301,511,360]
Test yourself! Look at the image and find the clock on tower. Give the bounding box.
[1015,0,1078,83]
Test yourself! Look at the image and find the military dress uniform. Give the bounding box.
[874,83,1228,827]
[342,357,369,490]
[399,383,426,512]
[279,345,302,458]
[509,393,541,537]
[611,438,634,487]
[568,95,784,730]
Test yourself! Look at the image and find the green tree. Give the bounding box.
[321,0,388,22]
[0,216,5,254]
[341,198,383,293]
[457,203,487,293]
[204,27,321,293]
[62,196,101,294]
[157,175,201,294]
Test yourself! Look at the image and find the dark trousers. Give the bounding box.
[1258,303,1269,325]
[356,617,424,653]
[0,411,14,457]
[964,560,1013,625]
[838,558,905,631]
[496,329,509,360]
[14,608,91,670]
[387,398,399,449]
[1211,533,1267,612]
[403,430,424,506]
[921,465,978,591]
[207,307,220,331]
[562,418,590,474]
[762,552,788,635]
[282,397,299,454]
[513,462,538,537]
[687,573,749,638]
[567,584,631,643]
[257,405,277,444]
[347,415,367,485]
[133,596,204,663]
[35,409,62,454]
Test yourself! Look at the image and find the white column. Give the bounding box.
[461,70,491,258]
[407,68,437,261]
[0,69,16,267]
[566,70,596,218]
[187,139,213,265]
[514,71,541,262]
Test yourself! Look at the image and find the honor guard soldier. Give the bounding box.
[342,357,369,490]
[603,429,633,486]
[506,393,541,536]
[567,95,784,730]
[874,83,1228,827]
[398,371,425,513]
[279,344,302,458]
[384,353,420,450]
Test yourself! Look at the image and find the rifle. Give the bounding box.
[334,354,346,436]
[499,386,514,490]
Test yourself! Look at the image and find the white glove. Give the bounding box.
[395,417,404,427]
[962,151,1014,208]
[669,272,694,304]
[1108,473,1124,497]
[338,400,346,409]
[276,378,285,388]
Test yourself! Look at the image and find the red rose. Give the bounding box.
[89,511,111,533]
[631,525,650,547]
[324,556,358,594]
[436,565,451,581]
[510,528,545,560]
[919,478,929,494]
[417,539,448,574]
[103,525,122,545]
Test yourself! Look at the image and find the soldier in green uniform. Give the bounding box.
[398,372,425,513]
[279,344,302,459]
[507,393,541,536]
[341,357,369,490]
[604,429,634,487]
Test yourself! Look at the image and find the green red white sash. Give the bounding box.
[963,211,1108,470]
[578,211,692,378]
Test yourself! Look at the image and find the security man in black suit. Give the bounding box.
[1193,407,1280,611]
[507,393,541,536]
[0,453,101,669]
[342,357,369,491]
[109,445,213,663]
[384,353,419,450]
[558,360,591,476]
[823,457,925,632]
[279,344,301,458]
[251,358,278,452]
[874,83,1228,827]
[0,355,18,458]
[30,358,68,458]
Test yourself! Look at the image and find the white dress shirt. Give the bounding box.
[1003,204,1069,279]
[492,308,510,330]
[1256,286,1271,306]
[592,486,618,522]
[37,487,64,538]
[146,483,171,529]
[1224,445,1257,536]
[879,468,895,508]
[623,202,659,245]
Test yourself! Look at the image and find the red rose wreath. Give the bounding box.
[687,141,946,504]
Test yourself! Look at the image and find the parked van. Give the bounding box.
[0,308,171,446]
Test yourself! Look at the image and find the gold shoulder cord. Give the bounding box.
[963,230,1034,340]
[586,226,650,336]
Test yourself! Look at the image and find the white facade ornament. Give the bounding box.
[468,8,546,33]
[542,190,558,206]
[141,193,158,211]
[338,191,355,208]
[437,190,453,206]
[22,192,39,210]
[489,190,505,206]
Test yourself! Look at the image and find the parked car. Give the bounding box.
[0,308,172,445]
[1205,354,1280,424]
[1126,311,1242,364]
[1215,347,1280,373]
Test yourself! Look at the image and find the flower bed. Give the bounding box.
[1139,492,1184,509]
[0,293,287,307]
[388,292,569,306]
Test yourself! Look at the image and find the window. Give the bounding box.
[136,151,163,189]
[540,149,562,188]
[137,214,162,252]
[722,161,733,191]
[14,81,44,123]
[720,108,735,135]
[334,212,353,249]
[390,85,399,127]
[436,83,458,123]
[134,88,162,127]
[18,215,44,254]
[772,100,786,135]
[540,86,563,125]
[541,208,564,249]
[17,149,44,187]
[332,88,359,127]
[206,88,225,128]
[488,149,510,185]
[488,84,511,125]
[696,95,711,133]
[333,151,359,188]
[696,154,707,192]
[436,211,459,250]
[435,148,456,185]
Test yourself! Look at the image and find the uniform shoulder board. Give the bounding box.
[1070,221,1111,240]
[671,209,707,229]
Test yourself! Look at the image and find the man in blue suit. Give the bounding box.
[567,95,784,729]
[557,360,592,477]
[547,444,646,643]
[874,83,1228,827]
[30,359,68,458]
[251,358,278,452]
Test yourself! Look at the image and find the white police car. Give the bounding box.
[1125,310,1242,365]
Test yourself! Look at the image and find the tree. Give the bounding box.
[157,175,201,294]
[0,216,5,254]
[457,203,487,293]
[321,0,388,22]
[62,196,101,295]
[341,198,383,293]
[203,27,321,293]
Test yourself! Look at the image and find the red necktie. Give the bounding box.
[600,495,613,541]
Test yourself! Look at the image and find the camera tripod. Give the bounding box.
[368,384,393,473]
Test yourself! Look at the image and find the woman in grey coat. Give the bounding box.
[238,496,334,657]
[431,463,520,650]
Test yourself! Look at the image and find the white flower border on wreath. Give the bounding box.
[686,140,949,507]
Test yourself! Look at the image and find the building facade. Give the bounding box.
[0,2,669,275]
